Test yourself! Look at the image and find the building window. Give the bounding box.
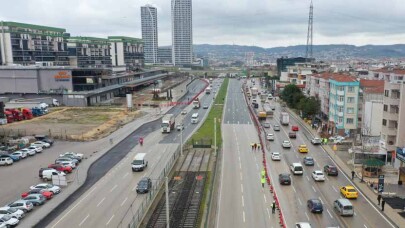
[338,96,344,102]
[347,107,354,114]
[382,119,387,126]
[358,117,362,122]
[346,118,354,124]
[338,117,343,124]
[348,86,354,92]
[338,106,344,112]
[347,97,355,103]
[338,86,344,91]
[383,105,388,111]
[384,90,389,97]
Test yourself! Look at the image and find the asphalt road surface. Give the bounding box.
[217,79,279,228]
[33,79,211,228]
[39,79,221,228]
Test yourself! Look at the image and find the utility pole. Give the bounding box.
[214,118,217,155]
[165,176,170,228]
[305,0,314,59]
[180,118,183,156]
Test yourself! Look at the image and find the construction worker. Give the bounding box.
[272,201,276,213]
[261,170,266,178]
[254,143,257,151]
[261,177,266,188]
[257,143,261,150]
[251,143,255,151]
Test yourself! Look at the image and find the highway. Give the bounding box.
[217,79,278,228]
[248,79,396,228]
[42,78,221,228]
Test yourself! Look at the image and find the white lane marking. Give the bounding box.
[216,135,226,228]
[243,211,246,223]
[364,225,368,228]
[332,185,338,192]
[96,197,105,207]
[325,176,329,181]
[256,163,259,169]
[122,172,129,179]
[121,197,128,207]
[267,208,271,218]
[312,186,317,192]
[241,183,244,193]
[132,185,137,192]
[354,212,357,216]
[305,212,310,221]
[306,176,310,181]
[240,172,243,181]
[298,197,302,205]
[263,194,267,203]
[110,184,118,192]
[79,214,90,227]
[239,162,242,170]
[51,187,97,228]
[318,197,324,204]
[242,195,245,207]
[327,209,333,219]
[292,186,297,193]
[238,156,241,161]
[106,214,115,226]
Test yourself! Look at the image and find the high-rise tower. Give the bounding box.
[171,0,193,66]
[141,5,158,64]
[306,0,313,59]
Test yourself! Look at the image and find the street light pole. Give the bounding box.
[180,119,183,156]
[165,176,170,228]
[214,118,217,155]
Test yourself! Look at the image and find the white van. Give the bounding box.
[132,153,148,172]
[42,169,66,181]
[191,113,199,124]
[290,163,303,175]
[333,199,354,216]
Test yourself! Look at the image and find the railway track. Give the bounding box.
[146,149,210,228]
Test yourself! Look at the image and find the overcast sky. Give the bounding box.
[1,0,404,48]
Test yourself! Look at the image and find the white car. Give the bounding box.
[266,133,275,141]
[282,140,291,148]
[60,161,76,169]
[176,123,184,131]
[311,170,326,182]
[181,110,187,115]
[28,146,43,153]
[0,206,25,220]
[263,122,271,128]
[0,214,19,227]
[271,152,281,161]
[31,141,50,148]
[61,152,84,160]
[21,148,36,156]
[30,183,61,194]
[11,151,27,159]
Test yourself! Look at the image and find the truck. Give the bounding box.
[131,153,148,172]
[19,108,33,120]
[12,97,60,107]
[263,105,274,118]
[205,87,212,94]
[192,98,200,109]
[280,112,290,125]
[251,87,258,97]
[161,114,175,133]
[5,109,24,121]
[258,111,267,120]
[4,110,14,123]
[31,107,45,117]
[5,102,49,114]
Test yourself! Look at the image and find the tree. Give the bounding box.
[297,97,320,117]
[280,84,304,108]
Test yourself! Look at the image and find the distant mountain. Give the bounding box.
[193,44,405,59]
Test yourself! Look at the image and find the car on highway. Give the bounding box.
[271,152,281,161]
[0,206,24,220]
[263,122,271,128]
[298,145,309,153]
[311,137,322,145]
[30,183,61,194]
[303,156,314,166]
[288,132,296,138]
[28,146,43,153]
[203,104,209,109]
[273,124,280,131]
[324,165,338,176]
[290,163,304,175]
[136,177,152,194]
[266,133,274,141]
[0,157,13,166]
[282,140,291,148]
[48,164,73,173]
[334,198,354,216]
[340,185,358,199]
[22,194,46,206]
[181,110,187,115]
[7,200,33,213]
[291,125,299,131]
[307,199,323,213]
[0,214,19,227]
[295,223,312,228]
[21,189,53,200]
[176,123,184,131]
[278,173,291,185]
[21,148,36,156]
[311,170,325,182]
[31,141,50,148]
[11,151,27,159]
[60,152,84,160]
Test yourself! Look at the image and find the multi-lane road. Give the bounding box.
[41,79,221,228]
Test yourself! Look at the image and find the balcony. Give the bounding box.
[337,100,344,106]
[384,111,399,120]
[338,112,344,117]
[382,125,397,136]
[337,90,345,96]
[383,97,400,106]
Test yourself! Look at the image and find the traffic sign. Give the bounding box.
[174,176,182,180]
[378,175,385,193]
[196,175,203,181]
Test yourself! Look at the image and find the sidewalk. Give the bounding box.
[286,107,404,228]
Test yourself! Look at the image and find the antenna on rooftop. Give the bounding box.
[306,0,313,59]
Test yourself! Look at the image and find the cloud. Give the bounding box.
[0,0,404,47]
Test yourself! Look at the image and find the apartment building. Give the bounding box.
[108,36,144,70]
[141,5,158,64]
[307,73,334,121]
[358,79,384,137]
[0,21,70,66]
[157,47,172,64]
[67,36,112,68]
[171,0,193,66]
[328,75,360,136]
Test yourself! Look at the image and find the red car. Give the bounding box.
[21,189,53,199]
[48,163,72,173]
[292,125,299,131]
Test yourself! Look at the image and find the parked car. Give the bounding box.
[136,177,152,194]
[324,165,339,176]
[282,140,291,148]
[303,156,314,166]
[30,183,61,194]
[329,135,345,144]
[288,132,297,138]
[273,124,280,131]
[279,173,291,185]
[21,148,36,156]
[0,157,13,166]
[7,200,33,213]
[28,146,43,153]
[21,189,53,200]
[38,168,55,179]
[60,152,84,160]
[0,214,19,227]
[291,125,299,131]
[307,199,323,213]
[22,194,46,206]
[31,141,50,148]
[340,185,358,199]
[59,161,76,169]
[55,157,78,166]
[34,135,54,146]
[271,152,281,161]
[266,133,275,141]
[48,164,73,173]
[0,153,19,162]
[311,170,325,182]
[11,151,27,159]
[311,138,322,145]
[0,206,24,220]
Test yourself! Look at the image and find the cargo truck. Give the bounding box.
[192,98,200,109]
[4,111,14,123]
[280,112,290,125]
[161,114,175,133]
[19,108,33,120]
[205,87,211,94]
[5,109,23,121]
[251,87,258,97]
[258,111,267,120]
[12,97,59,107]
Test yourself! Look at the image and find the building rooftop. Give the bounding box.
[372,68,405,75]
[108,36,143,44]
[68,36,110,44]
[360,79,384,94]
[329,74,357,83]
[0,21,66,33]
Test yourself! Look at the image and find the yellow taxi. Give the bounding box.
[298,145,309,153]
[340,185,358,199]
